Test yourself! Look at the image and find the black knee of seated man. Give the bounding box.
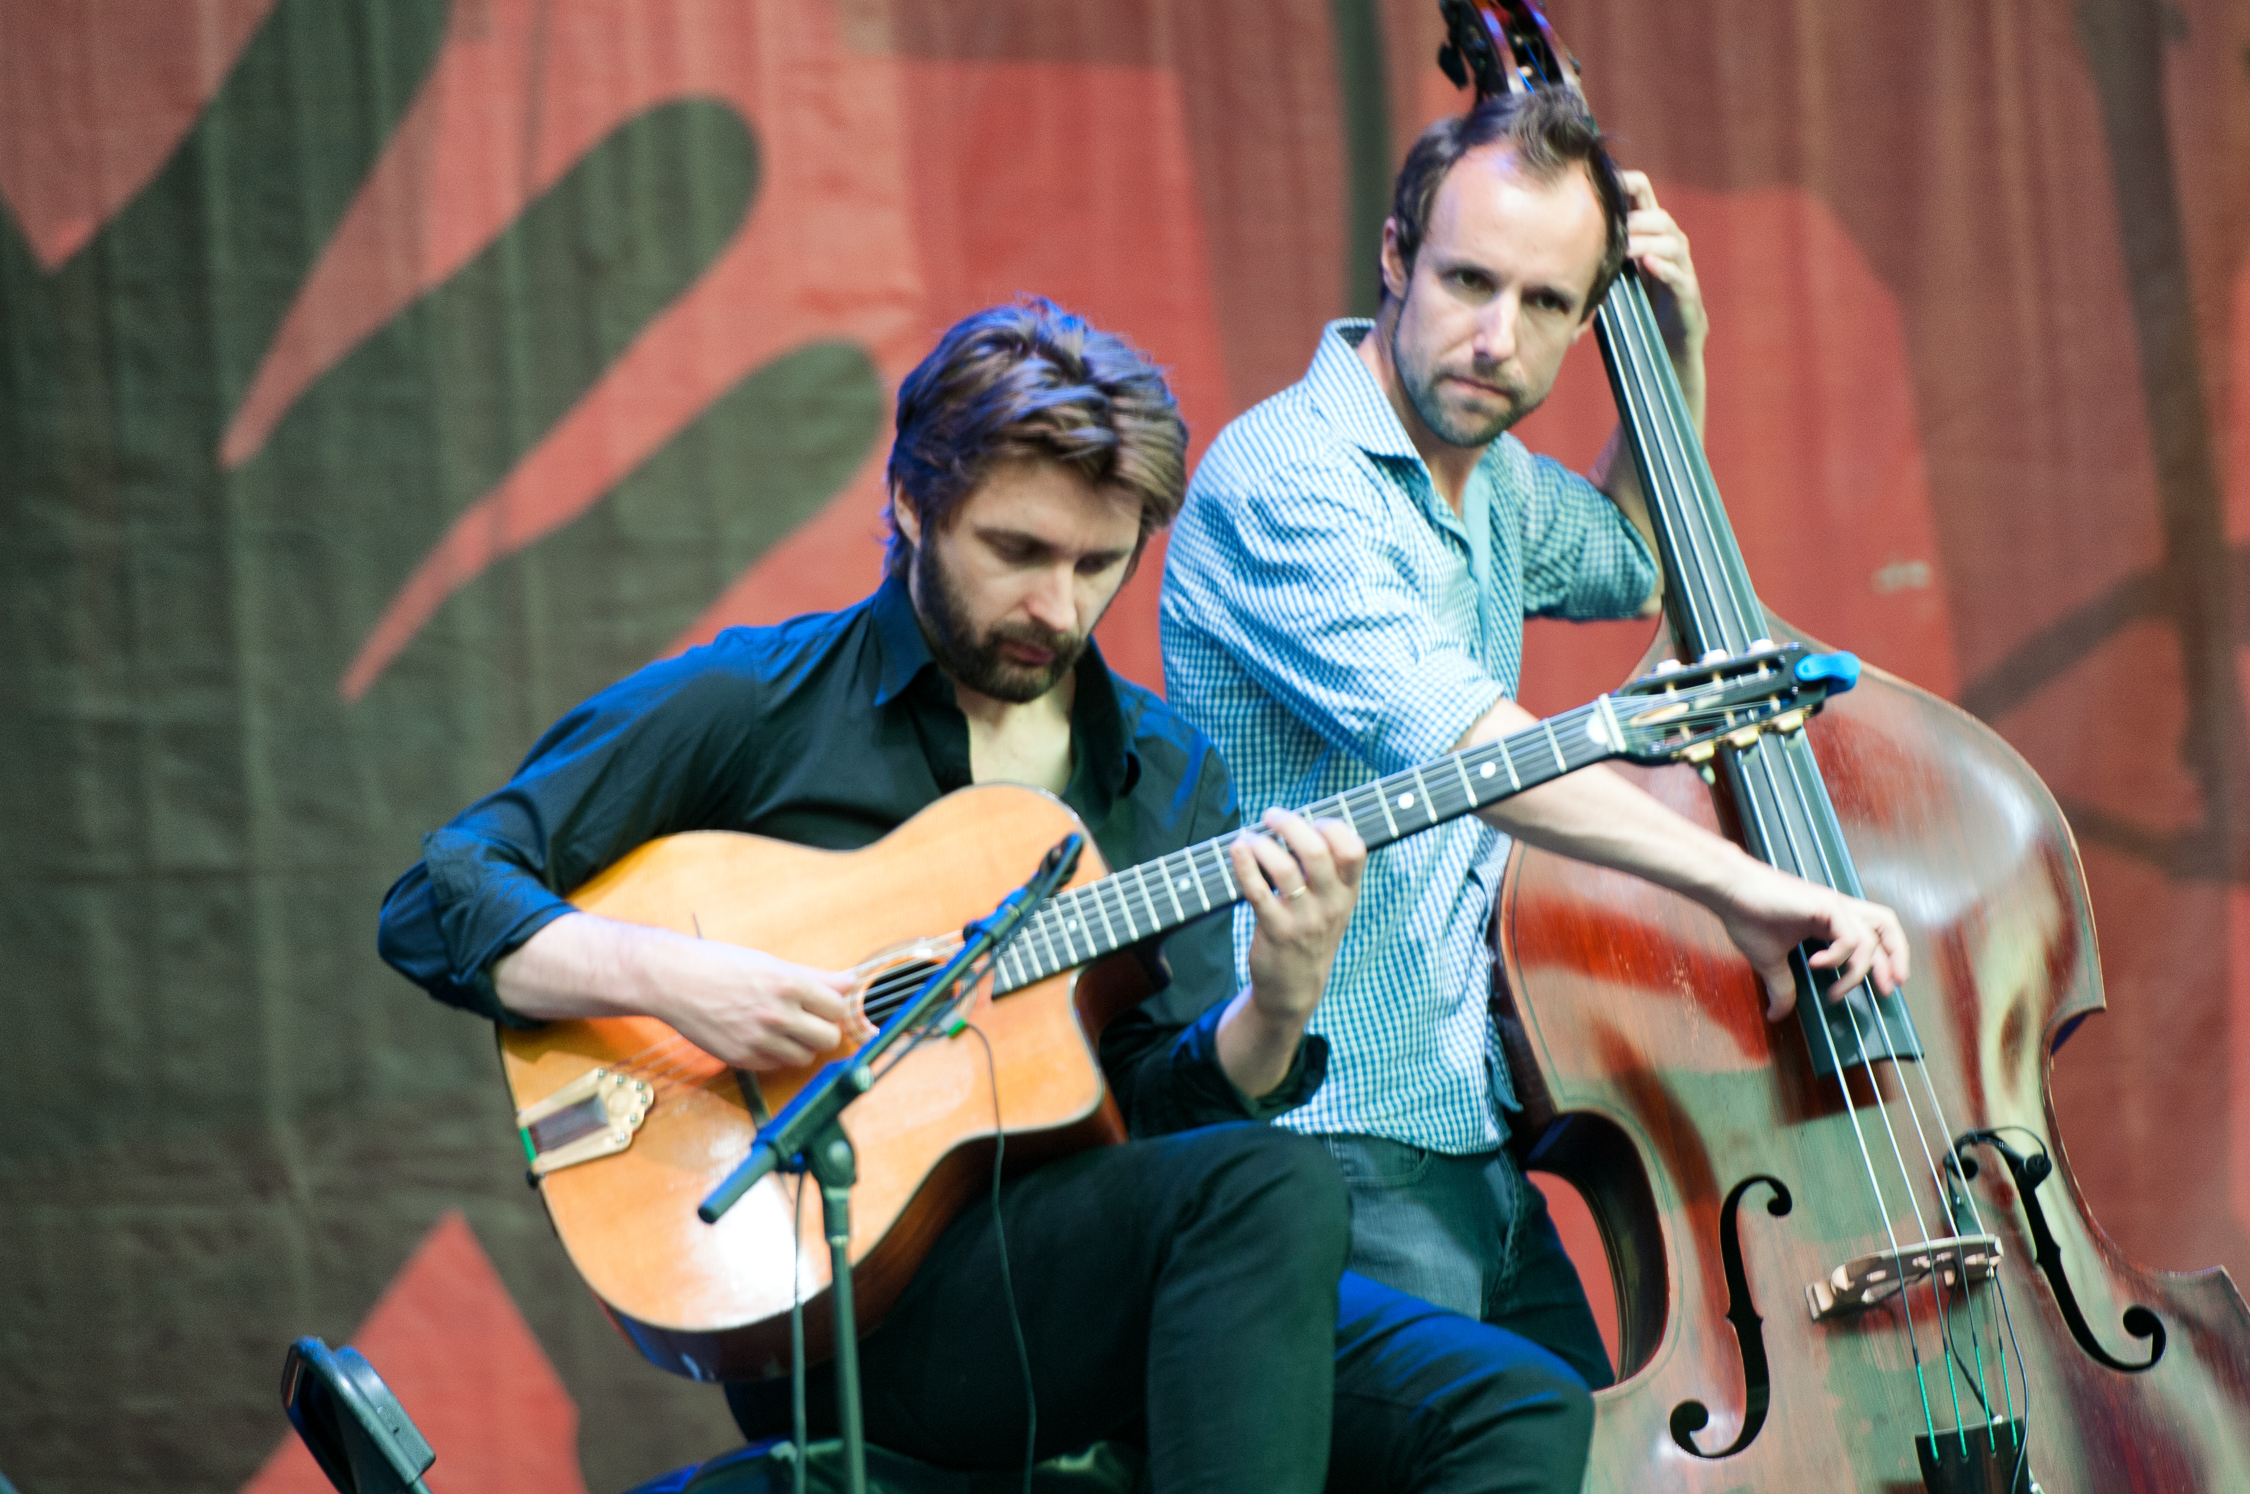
[1163,1123,1349,1269]
[1332,1278,1594,1494]
[1444,1339,1594,1494]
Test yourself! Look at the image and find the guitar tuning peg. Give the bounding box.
[1654,658,1683,674]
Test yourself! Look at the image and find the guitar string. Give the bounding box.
[838,690,1732,1029]
[543,734,1568,1114]
[993,710,1703,992]
[550,949,960,1101]
[548,687,1752,1117]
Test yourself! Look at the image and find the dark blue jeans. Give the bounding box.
[1318,1134,1616,1392]
[730,1124,1592,1493]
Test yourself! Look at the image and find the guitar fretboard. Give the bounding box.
[989,699,1616,995]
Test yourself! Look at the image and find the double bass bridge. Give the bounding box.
[1807,1232,2004,1320]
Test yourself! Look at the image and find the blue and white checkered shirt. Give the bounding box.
[1162,320,1657,1152]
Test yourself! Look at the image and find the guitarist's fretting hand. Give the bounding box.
[493,913,860,1070]
[1214,808,1368,1101]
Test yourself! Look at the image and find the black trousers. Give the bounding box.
[728,1125,1592,1494]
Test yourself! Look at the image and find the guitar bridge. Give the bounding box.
[1807,1233,2003,1319]
[516,1067,655,1177]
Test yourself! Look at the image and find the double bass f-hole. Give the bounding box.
[1952,1132,2165,1374]
[1671,1175,1792,1459]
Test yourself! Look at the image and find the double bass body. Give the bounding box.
[1432,5,2250,1483]
[1499,626,2250,1489]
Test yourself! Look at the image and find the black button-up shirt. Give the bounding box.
[377,574,1323,1135]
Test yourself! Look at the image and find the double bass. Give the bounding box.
[1443,3,2250,1488]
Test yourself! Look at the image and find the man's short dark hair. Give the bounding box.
[883,298,1189,577]
[1385,89,1628,314]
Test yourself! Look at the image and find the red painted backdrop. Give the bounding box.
[3,2,2247,1490]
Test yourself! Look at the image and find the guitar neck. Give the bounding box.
[990,698,1620,994]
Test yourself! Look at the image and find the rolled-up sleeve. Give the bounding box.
[375,656,758,1023]
[1166,454,1505,777]
[1515,446,1657,621]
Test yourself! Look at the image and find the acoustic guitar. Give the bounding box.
[497,644,1854,1381]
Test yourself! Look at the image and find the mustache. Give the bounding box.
[1445,363,1521,397]
[986,619,1081,655]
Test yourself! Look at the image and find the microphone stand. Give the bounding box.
[698,832,1084,1494]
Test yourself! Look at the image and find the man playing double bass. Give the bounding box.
[1162,90,1912,1391]
[380,298,1608,1491]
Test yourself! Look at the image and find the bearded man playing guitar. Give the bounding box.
[1162,92,1912,1394]
[380,299,1606,1492]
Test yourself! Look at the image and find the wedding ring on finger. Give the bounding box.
[1285,884,1310,901]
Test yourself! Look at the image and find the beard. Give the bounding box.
[913,537,1090,704]
[1391,315,1543,450]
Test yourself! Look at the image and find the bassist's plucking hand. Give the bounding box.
[1702,855,1912,1022]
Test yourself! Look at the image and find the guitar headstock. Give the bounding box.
[1436,0,1583,104]
[1605,643,1861,767]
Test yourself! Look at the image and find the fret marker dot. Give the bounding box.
[1067,919,1079,930]
[1480,763,1496,778]
[1397,792,1414,810]
[1176,877,1193,890]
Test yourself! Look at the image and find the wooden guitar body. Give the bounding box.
[498,784,1138,1382]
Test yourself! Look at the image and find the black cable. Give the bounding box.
[961,1021,1036,1494]
[789,1166,808,1494]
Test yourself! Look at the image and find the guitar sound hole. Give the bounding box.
[863,960,943,1026]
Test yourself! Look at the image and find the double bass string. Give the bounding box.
[1777,725,2030,1454]
[1589,305,1941,1292]
[1608,273,1950,1434]
[1743,725,1968,1444]
[1620,276,1971,1440]
[1599,266,2030,1447]
[1599,275,1951,1424]
[1591,311,1908,1293]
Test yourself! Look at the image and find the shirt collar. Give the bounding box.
[1303,319,1422,462]
[866,569,1138,810]
[869,569,938,708]
[1068,639,1136,812]
[1305,318,1479,541]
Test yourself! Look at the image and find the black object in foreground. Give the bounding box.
[280,1337,435,1494]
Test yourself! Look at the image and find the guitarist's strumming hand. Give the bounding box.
[1215,808,1368,1100]
[494,913,860,1070]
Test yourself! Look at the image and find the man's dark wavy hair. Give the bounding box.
[1385,88,1628,315]
[883,298,1189,577]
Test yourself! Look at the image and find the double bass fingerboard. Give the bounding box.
[988,701,1615,995]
